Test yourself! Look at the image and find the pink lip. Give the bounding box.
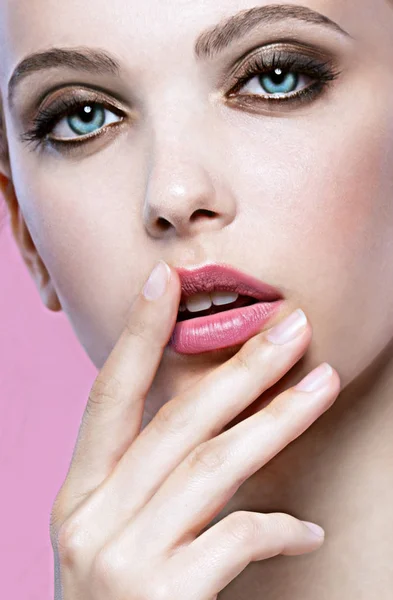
[168,263,285,355]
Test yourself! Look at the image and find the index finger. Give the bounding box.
[56,260,181,511]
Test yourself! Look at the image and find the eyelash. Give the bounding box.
[227,49,341,105]
[20,49,341,151]
[20,93,125,151]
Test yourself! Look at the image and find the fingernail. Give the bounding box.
[294,363,333,393]
[266,309,307,345]
[301,521,325,538]
[143,261,171,301]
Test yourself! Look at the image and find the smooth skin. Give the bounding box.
[50,262,340,600]
[0,0,393,598]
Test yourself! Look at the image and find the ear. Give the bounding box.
[0,173,62,312]
[0,101,62,312]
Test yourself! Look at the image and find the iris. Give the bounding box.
[67,104,105,135]
[260,68,298,94]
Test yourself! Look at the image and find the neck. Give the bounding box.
[220,336,393,598]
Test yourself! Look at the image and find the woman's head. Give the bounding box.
[0,1,392,405]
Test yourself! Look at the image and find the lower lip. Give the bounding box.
[168,299,285,355]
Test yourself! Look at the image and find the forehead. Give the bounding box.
[0,1,376,59]
[0,0,391,105]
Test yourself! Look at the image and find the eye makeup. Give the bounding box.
[19,87,129,153]
[224,41,341,111]
[19,39,342,155]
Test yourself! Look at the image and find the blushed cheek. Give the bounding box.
[293,109,393,385]
[227,89,393,388]
[308,95,393,276]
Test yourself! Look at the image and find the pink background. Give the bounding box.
[0,203,97,599]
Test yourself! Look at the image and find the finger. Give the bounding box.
[132,363,339,551]
[74,310,312,544]
[167,511,325,600]
[99,312,311,502]
[56,260,181,513]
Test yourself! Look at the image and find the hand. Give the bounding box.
[49,260,340,600]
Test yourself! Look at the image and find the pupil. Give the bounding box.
[271,69,285,84]
[78,105,95,122]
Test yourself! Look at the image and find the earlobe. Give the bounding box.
[0,173,62,313]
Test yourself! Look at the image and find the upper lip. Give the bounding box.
[175,263,284,304]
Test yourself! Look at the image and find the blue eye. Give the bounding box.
[52,103,121,139]
[239,67,312,98]
[260,69,299,94]
[68,105,105,134]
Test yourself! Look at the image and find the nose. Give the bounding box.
[143,126,237,239]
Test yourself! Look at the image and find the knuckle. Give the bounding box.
[185,440,229,474]
[152,398,194,436]
[124,315,152,345]
[225,511,262,543]
[92,543,128,587]
[233,335,271,374]
[88,374,123,411]
[54,518,87,566]
[224,511,297,547]
[270,512,298,537]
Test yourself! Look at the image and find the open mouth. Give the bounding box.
[169,263,285,354]
[176,292,260,322]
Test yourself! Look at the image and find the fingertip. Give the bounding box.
[301,520,325,539]
[142,260,171,301]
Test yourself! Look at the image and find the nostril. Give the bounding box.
[156,216,171,231]
[190,209,217,221]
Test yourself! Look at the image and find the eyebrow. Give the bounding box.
[8,47,120,108]
[7,4,350,108]
[194,4,351,60]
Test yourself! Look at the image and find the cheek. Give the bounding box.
[9,141,153,365]
[225,94,393,386]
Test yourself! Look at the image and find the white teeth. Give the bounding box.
[181,291,240,314]
[211,291,239,306]
[185,293,212,313]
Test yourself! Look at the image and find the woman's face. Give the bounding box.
[1,0,392,409]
